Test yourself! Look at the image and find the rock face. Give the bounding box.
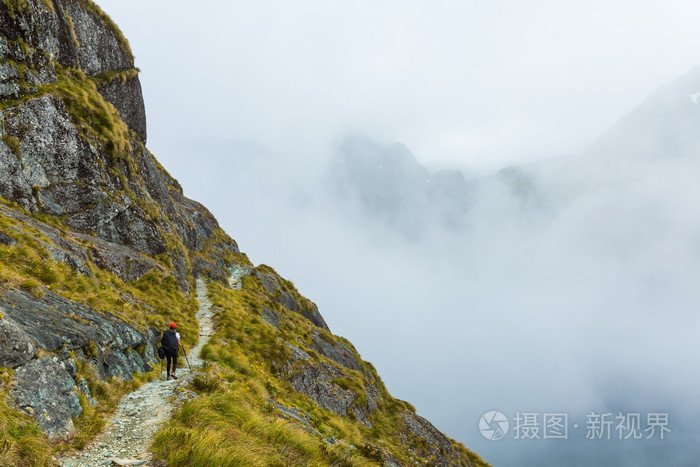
[0,0,242,443]
[11,356,84,441]
[281,342,379,429]
[0,0,142,140]
[0,318,35,368]
[0,0,243,445]
[312,332,362,371]
[0,90,237,286]
[97,74,147,141]
[0,203,160,283]
[400,412,470,466]
[253,268,330,330]
[0,287,157,440]
[0,289,148,364]
[63,1,133,76]
[0,0,240,288]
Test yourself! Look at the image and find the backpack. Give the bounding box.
[158,345,166,359]
[162,329,179,354]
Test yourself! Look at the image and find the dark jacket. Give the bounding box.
[161,329,179,356]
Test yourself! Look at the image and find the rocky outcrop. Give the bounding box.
[311,332,361,371]
[0,1,243,442]
[253,268,330,330]
[11,355,84,441]
[0,318,35,368]
[0,288,158,440]
[96,74,147,142]
[0,288,153,369]
[0,93,163,248]
[0,0,141,130]
[276,333,469,464]
[1,0,239,289]
[281,342,378,428]
[0,91,239,286]
[0,0,67,96]
[62,1,133,76]
[0,203,162,283]
[400,412,470,466]
[261,305,280,329]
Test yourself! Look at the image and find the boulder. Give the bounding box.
[401,412,467,466]
[282,341,377,428]
[0,288,146,355]
[11,356,82,441]
[312,333,361,371]
[261,305,280,329]
[0,317,36,369]
[0,230,16,245]
[299,302,330,331]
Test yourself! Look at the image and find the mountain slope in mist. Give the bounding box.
[334,64,700,235]
[333,137,474,236]
[585,64,700,160]
[328,64,700,467]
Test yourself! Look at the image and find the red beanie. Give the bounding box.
[170,322,176,329]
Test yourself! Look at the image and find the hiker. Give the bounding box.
[161,322,182,380]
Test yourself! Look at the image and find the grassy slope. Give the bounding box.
[0,199,195,465]
[151,277,491,467]
[0,196,491,466]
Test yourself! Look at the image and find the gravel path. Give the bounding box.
[59,279,214,467]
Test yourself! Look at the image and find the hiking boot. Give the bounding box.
[171,374,178,380]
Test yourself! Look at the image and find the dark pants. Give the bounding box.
[166,353,178,376]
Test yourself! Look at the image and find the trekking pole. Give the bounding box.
[182,346,192,371]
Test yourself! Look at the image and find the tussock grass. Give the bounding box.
[66,362,159,451]
[1,134,20,157]
[154,275,494,466]
[0,205,200,453]
[0,399,53,467]
[49,67,133,164]
[0,369,53,466]
[2,0,32,19]
[91,69,140,87]
[154,378,372,467]
[0,218,198,346]
[1,205,492,465]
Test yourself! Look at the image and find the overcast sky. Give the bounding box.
[101,0,700,172]
[97,2,700,465]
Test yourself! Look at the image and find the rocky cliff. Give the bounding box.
[0,1,489,466]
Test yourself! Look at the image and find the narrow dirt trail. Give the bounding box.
[59,279,214,467]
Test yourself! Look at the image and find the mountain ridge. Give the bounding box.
[0,1,487,465]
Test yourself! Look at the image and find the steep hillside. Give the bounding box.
[0,1,490,466]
